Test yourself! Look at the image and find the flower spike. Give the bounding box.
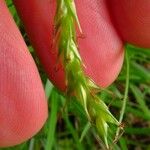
[54,0,119,148]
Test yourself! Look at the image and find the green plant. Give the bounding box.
[54,0,119,148]
[1,1,150,150]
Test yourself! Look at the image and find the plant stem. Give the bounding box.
[115,49,130,141]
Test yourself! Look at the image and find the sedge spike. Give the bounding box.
[54,0,119,148]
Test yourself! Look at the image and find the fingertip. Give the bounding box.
[107,0,150,48]
[0,0,48,147]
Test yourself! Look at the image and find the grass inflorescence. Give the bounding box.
[54,0,120,148]
[1,1,150,150]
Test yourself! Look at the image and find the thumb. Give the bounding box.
[0,0,47,147]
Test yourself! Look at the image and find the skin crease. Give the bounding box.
[0,0,48,147]
[106,0,150,48]
[13,0,124,91]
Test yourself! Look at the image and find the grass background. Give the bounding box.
[1,1,150,150]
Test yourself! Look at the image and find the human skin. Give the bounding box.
[13,0,124,91]
[0,0,149,147]
[107,0,150,48]
[0,0,48,147]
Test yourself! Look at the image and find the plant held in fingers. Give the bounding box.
[54,0,119,148]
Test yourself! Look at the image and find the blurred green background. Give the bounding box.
[1,1,150,150]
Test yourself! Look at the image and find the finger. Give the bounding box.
[107,0,150,48]
[13,0,124,90]
[0,0,47,147]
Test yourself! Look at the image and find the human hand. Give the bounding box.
[0,0,149,147]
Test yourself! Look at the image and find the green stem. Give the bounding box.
[29,138,35,150]
[115,49,130,141]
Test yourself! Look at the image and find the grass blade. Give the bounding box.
[45,89,58,150]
